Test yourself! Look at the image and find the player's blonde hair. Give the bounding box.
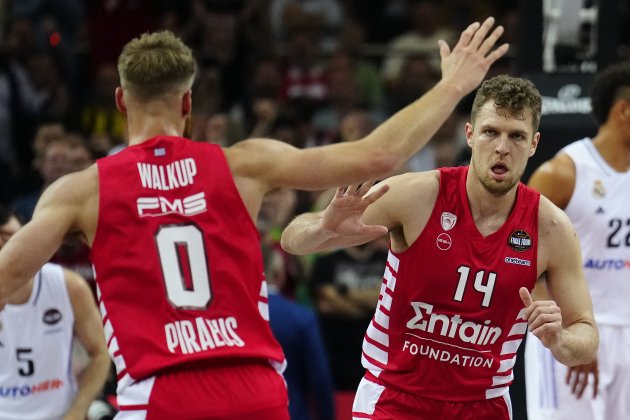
[117,30,196,101]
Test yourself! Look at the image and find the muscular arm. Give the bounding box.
[529,199,598,366]
[282,172,438,255]
[228,18,508,194]
[0,170,93,302]
[527,153,575,301]
[63,269,110,420]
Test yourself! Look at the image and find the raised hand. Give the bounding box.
[439,17,509,94]
[320,181,390,242]
[519,287,564,349]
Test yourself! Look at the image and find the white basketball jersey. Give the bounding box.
[0,263,76,419]
[561,138,630,326]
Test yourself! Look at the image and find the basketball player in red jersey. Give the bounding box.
[282,75,599,419]
[0,18,508,419]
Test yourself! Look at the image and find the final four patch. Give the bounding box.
[508,230,532,252]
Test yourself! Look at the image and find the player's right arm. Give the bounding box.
[0,168,96,303]
[226,18,508,193]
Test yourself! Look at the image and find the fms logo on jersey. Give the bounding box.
[508,230,532,252]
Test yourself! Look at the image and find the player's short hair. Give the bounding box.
[590,61,630,125]
[471,74,542,132]
[117,30,196,101]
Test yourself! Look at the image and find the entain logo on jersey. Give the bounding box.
[403,301,498,368]
[507,230,532,252]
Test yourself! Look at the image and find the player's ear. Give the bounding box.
[465,122,474,148]
[529,132,540,157]
[182,90,192,117]
[115,87,127,114]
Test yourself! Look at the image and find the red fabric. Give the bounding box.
[92,136,284,380]
[362,166,539,401]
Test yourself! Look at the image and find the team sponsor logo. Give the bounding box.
[440,212,457,231]
[436,233,452,250]
[42,308,62,325]
[402,341,494,368]
[405,301,502,346]
[584,258,630,270]
[0,379,63,398]
[592,179,605,198]
[507,230,532,252]
[504,256,531,267]
[137,192,207,217]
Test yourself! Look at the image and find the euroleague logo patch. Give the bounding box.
[507,230,532,252]
[436,233,452,250]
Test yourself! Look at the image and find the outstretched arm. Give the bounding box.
[281,182,390,255]
[229,17,509,192]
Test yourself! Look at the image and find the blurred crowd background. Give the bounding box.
[0,1,628,419]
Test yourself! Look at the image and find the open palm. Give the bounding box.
[320,182,390,241]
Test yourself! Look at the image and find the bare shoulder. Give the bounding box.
[528,152,575,208]
[63,268,89,292]
[62,268,94,306]
[537,195,576,244]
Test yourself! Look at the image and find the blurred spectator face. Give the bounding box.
[39,137,92,183]
[257,188,298,233]
[399,56,436,92]
[205,114,230,145]
[95,63,120,102]
[27,52,60,90]
[340,111,374,142]
[253,61,282,97]
[0,215,20,250]
[6,18,34,59]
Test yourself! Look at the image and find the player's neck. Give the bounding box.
[125,109,185,146]
[466,175,518,237]
[592,126,630,172]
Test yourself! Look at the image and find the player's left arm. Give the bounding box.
[522,198,598,367]
[63,269,110,420]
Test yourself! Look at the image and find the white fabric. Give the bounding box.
[0,264,76,420]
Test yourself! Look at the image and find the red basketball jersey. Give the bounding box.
[361,166,539,401]
[91,136,285,381]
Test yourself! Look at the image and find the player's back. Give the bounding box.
[91,136,284,385]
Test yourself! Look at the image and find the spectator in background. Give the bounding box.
[263,241,335,420]
[12,131,92,222]
[381,0,456,88]
[270,0,344,50]
[310,235,389,391]
[81,62,127,156]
